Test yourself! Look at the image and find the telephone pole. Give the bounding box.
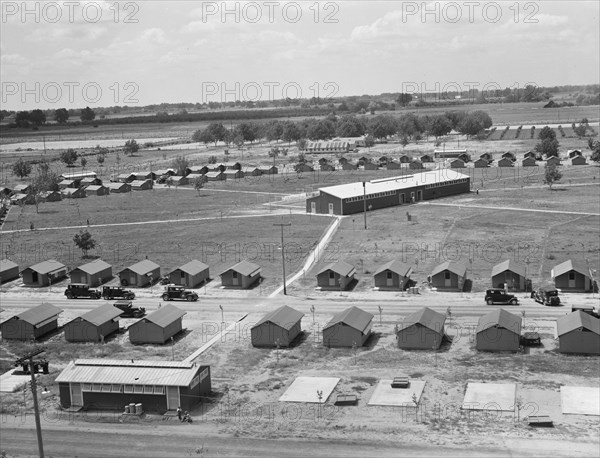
[15,348,47,458]
[274,221,292,295]
[362,181,367,229]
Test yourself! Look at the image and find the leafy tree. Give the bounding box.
[29,109,46,126]
[193,175,208,194]
[29,166,60,213]
[12,158,32,178]
[534,138,559,157]
[397,113,423,140]
[206,123,227,145]
[338,102,349,111]
[335,115,366,138]
[264,120,283,143]
[15,111,30,128]
[193,128,216,145]
[367,115,398,139]
[80,157,87,168]
[396,93,413,107]
[368,101,377,115]
[457,111,492,138]
[364,134,375,147]
[207,155,218,164]
[427,114,453,138]
[73,230,96,257]
[544,164,563,189]
[60,148,79,167]
[80,106,96,122]
[282,121,301,144]
[538,126,556,141]
[96,154,105,166]
[588,139,600,162]
[123,139,139,156]
[296,138,307,150]
[171,155,189,176]
[54,108,69,124]
[307,119,336,140]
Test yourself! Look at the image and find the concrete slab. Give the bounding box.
[279,376,340,403]
[519,388,562,419]
[0,369,28,393]
[367,380,426,407]
[462,382,516,411]
[561,386,600,416]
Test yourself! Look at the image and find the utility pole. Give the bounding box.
[362,181,367,229]
[274,221,292,295]
[15,348,47,458]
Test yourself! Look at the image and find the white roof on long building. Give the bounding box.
[316,170,469,200]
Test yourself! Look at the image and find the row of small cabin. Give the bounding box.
[250,305,600,355]
[0,302,187,345]
[2,258,595,293]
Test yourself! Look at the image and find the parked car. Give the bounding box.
[531,287,561,306]
[484,288,519,305]
[102,286,136,300]
[113,300,145,318]
[64,284,101,299]
[571,305,600,319]
[161,285,199,302]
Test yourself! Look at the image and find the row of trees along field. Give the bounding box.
[192,111,493,147]
[4,106,96,128]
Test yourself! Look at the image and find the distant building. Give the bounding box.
[545,156,561,166]
[571,156,587,166]
[106,182,131,193]
[0,259,19,283]
[498,157,515,167]
[475,309,521,352]
[0,302,62,340]
[434,148,467,158]
[130,179,153,190]
[474,158,490,168]
[522,157,538,167]
[316,261,356,290]
[449,159,465,168]
[323,306,374,348]
[84,185,109,196]
[21,260,67,287]
[250,305,304,347]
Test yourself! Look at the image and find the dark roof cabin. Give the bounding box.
[0,302,62,340]
[323,306,374,348]
[396,307,445,350]
[251,306,304,347]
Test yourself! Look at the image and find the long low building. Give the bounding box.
[56,359,211,412]
[306,170,470,215]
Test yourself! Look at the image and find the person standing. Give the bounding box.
[177,406,182,421]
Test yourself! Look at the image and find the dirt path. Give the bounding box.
[421,201,600,216]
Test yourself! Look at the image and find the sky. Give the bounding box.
[1,0,599,110]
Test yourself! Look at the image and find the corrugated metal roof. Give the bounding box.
[130,180,152,186]
[172,260,209,276]
[373,260,412,277]
[431,261,467,277]
[23,260,66,275]
[551,260,591,279]
[317,170,469,200]
[557,311,600,336]
[476,309,522,334]
[221,260,261,277]
[324,306,373,333]
[317,260,355,277]
[73,303,121,327]
[0,259,18,272]
[73,259,112,275]
[205,172,223,177]
[122,260,160,275]
[106,182,129,189]
[253,305,304,330]
[141,304,186,328]
[60,172,97,180]
[85,185,106,191]
[6,302,62,326]
[491,260,526,278]
[54,359,200,386]
[397,307,446,334]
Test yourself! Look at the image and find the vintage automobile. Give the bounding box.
[102,286,136,300]
[161,285,199,302]
[64,284,101,299]
[484,288,519,305]
[531,287,561,306]
[113,300,145,318]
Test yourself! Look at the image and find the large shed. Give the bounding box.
[118,260,161,287]
[430,261,467,291]
[250,305,304,347]
[306,170,470,215]
[130,179,153,190]
[55,359,211,412]
[316,260,356,290]
[571,156,587,165]
[69,259,113,286]
[475,309,521,352]
[129,304,187,344]
[168,260,209,288]
[323,306,374,348]
[373,260,412,290]
[0,302,62,340]
[551,260,594,292]
[0,259,19,283]
[106,182,131,193]
[220,260,261,289]
[85,185,109,197]
[522,157,538,167]
[491,260,528,291]
[396,307,446,350]
[556,311,600,355]
[21,260,68,286]
[63,303,121,342]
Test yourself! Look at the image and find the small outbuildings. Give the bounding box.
[118,260,161,287]
[474,158,490,168]
[545,156,561,166]
[220,260,261,289]
[449,159,465,168]
[323,306,374,348]
[69,259,113,287]
[63,303,121,343]
[106,182,131,193]
[168,260,209,288]
[0,302,63,340]
[551,260,594,292]
[130,179,153,191]
[373,260,412,291]
[475,309,521,352]
[571,156,587,165]
[556,311,600,355]
[522,157,538,167]
[55,359,211,412]
[0,259,19,283]
[250,305,304,347]
[129,304,187,344]
[498,157,515,167]
[21,260,68,287]
[316,260,356,290]
[430,261,467,291]
[491,260,528,291]
[396,307,446,350]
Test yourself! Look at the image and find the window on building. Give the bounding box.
[445,271,451,280]
[134,385,144,393]
[82,383,92,391]
[91,384,101,392]
[386,271,393,279]
[112,384,123,393]
[101,384,111,392]
[569,271,575,280]
[144,386,154,394]
[154,386,165,394]
[329,271,335,279]
[124,385,133,393]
